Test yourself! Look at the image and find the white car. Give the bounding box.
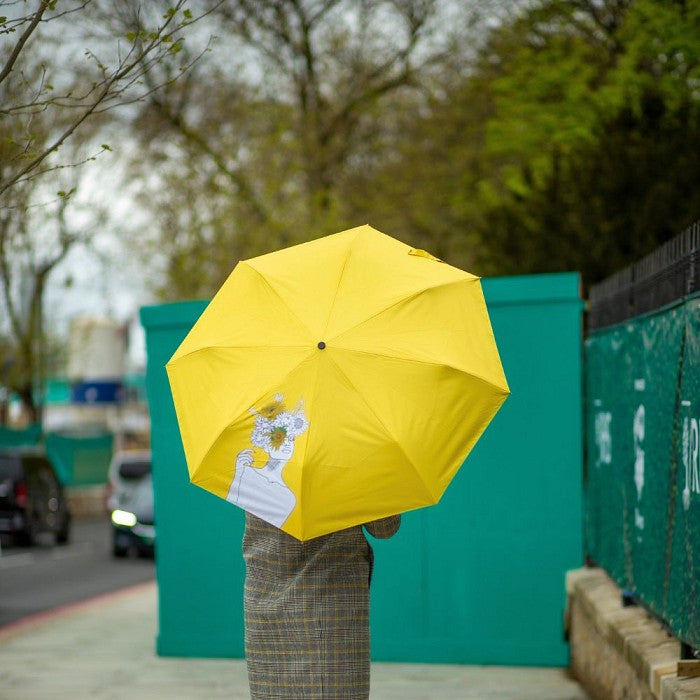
[105,450,154,557]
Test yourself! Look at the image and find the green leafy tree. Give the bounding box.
[478,93,700,283]
[360,0,700,283]
[473,0,700,283]
[118,0,700,307]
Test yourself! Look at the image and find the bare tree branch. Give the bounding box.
[0,0,213,197]
[0,1,47,87]
[145,88,272,226]
[0,0,216,421]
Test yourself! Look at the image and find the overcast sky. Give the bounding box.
[43,152,154,369]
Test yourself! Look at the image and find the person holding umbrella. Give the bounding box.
[166,225,509,699]
[225,392,400,698]
[243,511,400,698]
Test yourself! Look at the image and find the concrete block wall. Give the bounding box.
[566,568,700,699]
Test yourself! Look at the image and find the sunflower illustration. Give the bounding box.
[250,394,309,455]
[269,426,288,449]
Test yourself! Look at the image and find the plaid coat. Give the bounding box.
[242,512,401,699]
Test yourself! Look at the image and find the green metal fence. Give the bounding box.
[141,272,584,664]
[585,223,700,651]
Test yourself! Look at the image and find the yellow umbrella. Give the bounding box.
[166,225,509,540]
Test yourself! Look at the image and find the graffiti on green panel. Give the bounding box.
[586,300,697,647]
[668,296,700,643]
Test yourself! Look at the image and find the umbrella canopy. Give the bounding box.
[166,225,509,540]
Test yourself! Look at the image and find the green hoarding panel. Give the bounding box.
[630,307,684,617]
[44,433,113,486]
[142,272,584,664]
[0,426,111,486]
[141,300,246,658]
[668,296,700,646]
[585,298,700,649]
[585,328,627,586]
[371,273,584,665]
[0,423,42,448]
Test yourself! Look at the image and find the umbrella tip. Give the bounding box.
[317,341,326,349]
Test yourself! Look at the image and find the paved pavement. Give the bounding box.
[0,581,590,699]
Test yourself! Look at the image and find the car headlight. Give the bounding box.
[111,509,137,527]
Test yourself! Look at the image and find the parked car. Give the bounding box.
[105,450,154,558]
[0,447,71,546]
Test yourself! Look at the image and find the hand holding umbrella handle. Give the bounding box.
[364,514,401,539]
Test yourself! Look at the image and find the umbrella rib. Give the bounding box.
[330,276,481,345]
[242,261,317,340]
[167,343,311,364]
[329,346,509,395]
[321,230,356,338]
[324,352,438,504]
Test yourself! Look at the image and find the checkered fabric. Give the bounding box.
[242,512,401,700]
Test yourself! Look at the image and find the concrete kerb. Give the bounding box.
[566,567,700,700]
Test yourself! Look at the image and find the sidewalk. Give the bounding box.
[0,581,590,699]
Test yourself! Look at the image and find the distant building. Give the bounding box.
[43,316,149,449]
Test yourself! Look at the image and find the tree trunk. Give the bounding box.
[17,382,40,425]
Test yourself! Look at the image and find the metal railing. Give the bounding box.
[589,220,700,329]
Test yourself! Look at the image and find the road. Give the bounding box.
[0,517,155,628]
